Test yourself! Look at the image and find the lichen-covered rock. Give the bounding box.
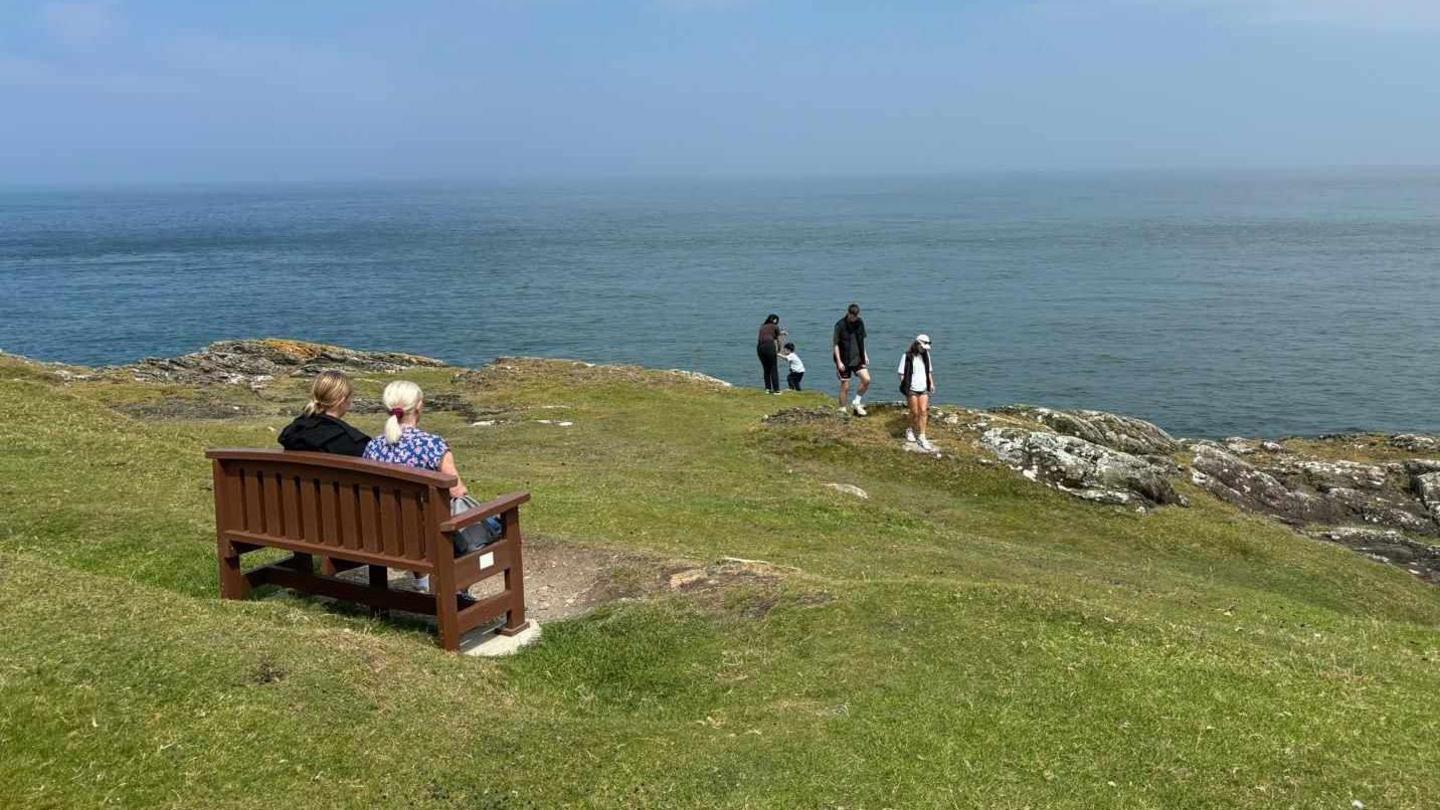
[1190,444,1330,522]
[1286,459,1389,492]
[1189,443,1439,536]
[115,339,445,388]
[981,427,1184,508]
[995,406,1179,456]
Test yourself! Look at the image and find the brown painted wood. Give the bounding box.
[281,474,302,541]
[241,467,264,534]
[300,478,320,543]
[223,529,431,571]
[207,449,457,487]
[358,485,380,554]
[337,481,360,552]
[457,590,516,635]
[213,461,248,599]
[319,480,340,549]
[377,488,402,558]
[429,491,460,651]
[439,492,531,533]
[398,490,422,560]
[262,471,283,538]
[499,506,528,635]
[250,562,437,614]
[455,538,515,590]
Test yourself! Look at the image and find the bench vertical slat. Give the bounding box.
[319,480,340,548]
[358,485,380,554]
[337,481,361,552]
[263,472,284,538]
[240,467,264,535]
[295,476,315,544]
[281,473,302,540]
[378,488,403,558]
[398,490,422,560]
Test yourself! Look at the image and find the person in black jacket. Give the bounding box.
[278,370,370,456]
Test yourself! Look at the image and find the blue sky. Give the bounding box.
[3,0,1439,184]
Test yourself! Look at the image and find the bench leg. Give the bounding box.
[498,510,529,636]
[434,555,461,650]
[217,538,249,600]
[283,553,314,574]
[368,565,389,617]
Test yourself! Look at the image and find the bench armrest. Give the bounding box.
[439,491,531,534]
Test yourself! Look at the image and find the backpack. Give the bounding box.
[450,495,503,555]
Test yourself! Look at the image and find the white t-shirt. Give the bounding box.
[783,351,805,373]
[898,352,930,393]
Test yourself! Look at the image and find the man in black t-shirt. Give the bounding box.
[831,302,871,416]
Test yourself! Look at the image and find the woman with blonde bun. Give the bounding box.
[278,370,370,456]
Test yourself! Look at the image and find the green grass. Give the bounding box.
[2,353,1438,808]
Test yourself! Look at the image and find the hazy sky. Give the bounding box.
[3,0,1439,184]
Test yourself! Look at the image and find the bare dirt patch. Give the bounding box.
[323,537,824,629]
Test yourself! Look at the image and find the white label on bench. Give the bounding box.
[479,552,495,570]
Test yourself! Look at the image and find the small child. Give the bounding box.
[780,342,805,390]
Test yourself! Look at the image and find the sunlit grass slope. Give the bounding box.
[1,352,1437,808]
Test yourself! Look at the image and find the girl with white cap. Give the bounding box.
[898,334,936,451]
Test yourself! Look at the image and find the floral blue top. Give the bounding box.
[362,426,450,471]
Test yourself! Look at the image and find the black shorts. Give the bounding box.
[836,364,866,380]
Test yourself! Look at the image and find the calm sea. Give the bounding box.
[2,171,1438,438]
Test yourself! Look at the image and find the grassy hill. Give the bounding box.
[2,348,1437,808]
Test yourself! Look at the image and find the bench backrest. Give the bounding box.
[207,450,454,569]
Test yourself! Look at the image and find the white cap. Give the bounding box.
[916,333,931,347]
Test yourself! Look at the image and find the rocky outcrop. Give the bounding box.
[1310,527,1440,583]
[114,339,445,389]
[1189,443,1440,537]
[1391,434,1439,453]
[1414,472,1440,522]
[995,406,1180,456]
[980,427,1185,508]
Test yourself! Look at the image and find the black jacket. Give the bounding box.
[278,413,371,457]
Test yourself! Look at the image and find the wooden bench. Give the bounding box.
[206,449,530,651]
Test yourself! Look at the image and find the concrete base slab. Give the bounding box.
[461,621,542,657]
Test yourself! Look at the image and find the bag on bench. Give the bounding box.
[450,495,503,555]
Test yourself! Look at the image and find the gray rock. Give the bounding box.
[994,406,1179,456]
[1286,459,1389,492]
[1189,444,1439,536]
[1416,472,1440,522]
[1391,434,1439,452]
[1190,445,1329,522]
[981,427,1184,508]
[825,482,869,500]
[1310,527,1440,582]
[114,339,445,388]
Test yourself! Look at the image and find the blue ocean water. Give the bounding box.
[2,170,1438,438]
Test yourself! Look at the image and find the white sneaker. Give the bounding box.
[852,400,868,417]
[414,574,430,592]
[905,428,917,443]
[918,436,936,452]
